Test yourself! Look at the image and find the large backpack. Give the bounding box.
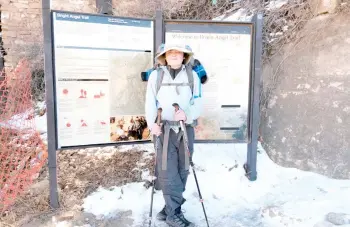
[141,58,208,93]
[155,58,207,95]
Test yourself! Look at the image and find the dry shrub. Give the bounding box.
[11,43,45,104]
[113,0,236,19]
[164,0,235,19]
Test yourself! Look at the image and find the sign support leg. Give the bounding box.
[42,0,59,209]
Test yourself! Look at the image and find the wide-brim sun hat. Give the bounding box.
[155,43,194,66]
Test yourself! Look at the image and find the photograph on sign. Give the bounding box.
[110,115,149,142]
[165,21,253,142]
[52,11,154,148]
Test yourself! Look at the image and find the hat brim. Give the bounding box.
[155,47,193,66]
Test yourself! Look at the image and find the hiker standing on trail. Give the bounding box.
[145,43,203,227]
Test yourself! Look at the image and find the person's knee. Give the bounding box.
[158,168,180,185]
[159,175,183,193]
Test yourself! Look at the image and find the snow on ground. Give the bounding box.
[213,0,289,22]
[35,113,48,142]
[213,8,253,22]
[72,143,350,227]
[0,101,48,142]
[265,0,288,10]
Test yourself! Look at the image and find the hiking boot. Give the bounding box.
[165,212,194,227]
[176,209,191,224]
[157,198,187,221]
[156,206,167,221]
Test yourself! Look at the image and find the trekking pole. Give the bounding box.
[148,107,162,227]
[173,103,210,227]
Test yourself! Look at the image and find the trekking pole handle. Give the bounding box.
[172,103,185,129]
[173,103,180,112]
[172,103,189,160]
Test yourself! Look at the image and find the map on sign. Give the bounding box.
[109,52,150,116]
[165,22,253,142]
[52,11,154,148]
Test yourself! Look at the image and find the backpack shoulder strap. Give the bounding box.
[185,64,194,95]
[156,67,164,96]
[156,66,193,95]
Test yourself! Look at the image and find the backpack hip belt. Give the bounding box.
[160,119,198,127]
[160,120,196,171]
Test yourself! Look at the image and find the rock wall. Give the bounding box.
[0,0,97,70]
[260,12,350,179]
[310,0,342,15]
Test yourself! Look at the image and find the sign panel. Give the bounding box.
[52,11,154,148]
[165,21,253,142]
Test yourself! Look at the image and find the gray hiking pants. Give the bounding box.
[153,124,195,217]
